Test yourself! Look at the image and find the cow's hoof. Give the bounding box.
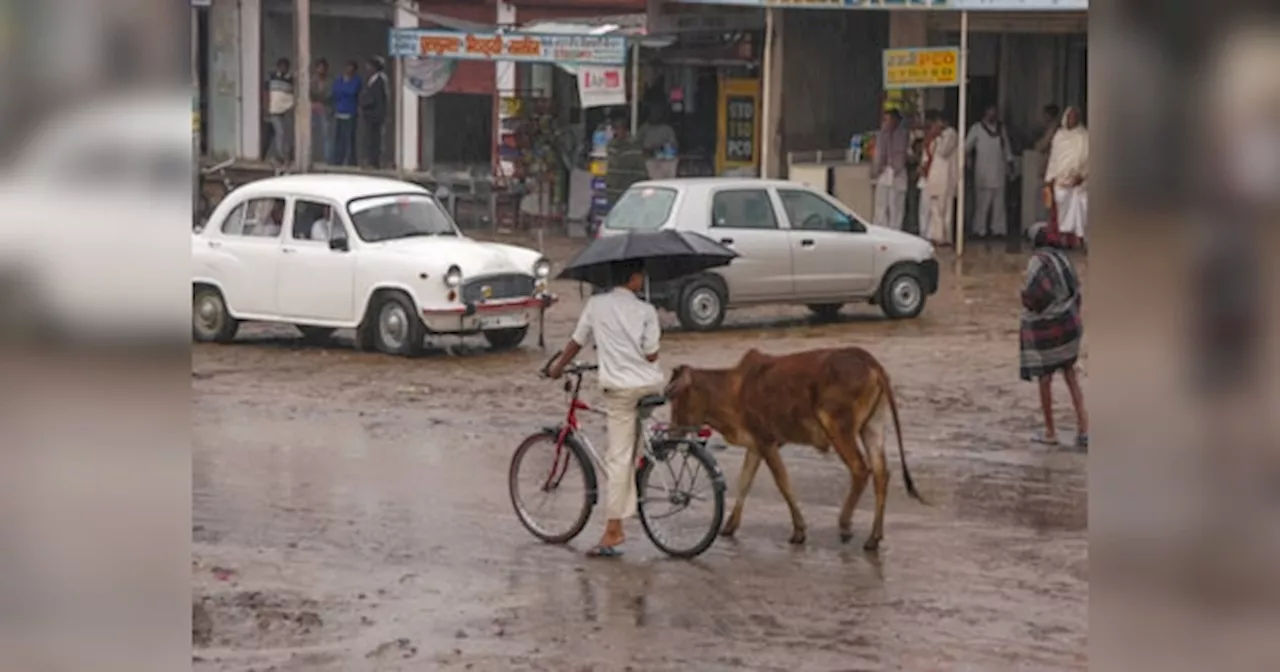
[718,525,737,538]
[863,537,881,552]
[788,531,806,545]
[840,529,854,543]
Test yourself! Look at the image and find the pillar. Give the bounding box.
[495,0,517,177]
[239,0,261,159]
[396,2,419,172]
[207,0,240,158]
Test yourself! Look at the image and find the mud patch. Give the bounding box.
[193,588,344,650]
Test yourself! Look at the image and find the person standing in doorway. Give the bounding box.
[1044,105,1089,248]
[359,56,389,169]
[1034,103,1062,179]
[310,59,334,164]
[1019,222,1088,449]
[872,109,910,231]
[965,103,1015,240]
[918,110,958,246]
[265,57,296,165]
[330,61,362,166]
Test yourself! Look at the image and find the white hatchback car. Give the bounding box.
[192,174,553,355]
[598,178,939,330]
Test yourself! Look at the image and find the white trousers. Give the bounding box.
[972,186,1007,236]
[601,385,663,520]
[873,183,907,230]
[919,193,955,245]
[1054,184,1088,239]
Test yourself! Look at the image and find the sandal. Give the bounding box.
[1074,434,1089,450]
[585,545,623,558]
[1031,431,1060,446]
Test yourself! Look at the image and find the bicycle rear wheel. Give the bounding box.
[509,430,597,545]
[637,440,726,559]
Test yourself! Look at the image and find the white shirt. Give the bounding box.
[571,287,664,391]
[310,218,333,241]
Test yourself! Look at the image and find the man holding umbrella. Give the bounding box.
[546,230,737,558]
[547,260,664,558]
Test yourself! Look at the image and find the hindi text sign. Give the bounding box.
[883,47,960,90]
[388,29,627,66]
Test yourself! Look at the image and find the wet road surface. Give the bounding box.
[192,237,1088,671]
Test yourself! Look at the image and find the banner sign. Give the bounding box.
[716,77,761,174]
[402,58,457,98]
[883,47,960,89]
[578,67,627,109]
[669,0,1087,9]
[388,29,627,65]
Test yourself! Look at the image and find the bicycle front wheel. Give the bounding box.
[637,440,726,559]
[509,430,597,545]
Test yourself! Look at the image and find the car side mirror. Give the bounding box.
[329,236,349,252]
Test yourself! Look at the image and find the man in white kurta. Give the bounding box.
[872,110,910,230]
[965,104,1015,238]
[547,263,665,557]
[919,111,958,245]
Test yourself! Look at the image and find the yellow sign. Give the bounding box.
[716,77,761,175]
[883,47,960,89]
[589,160,608,177]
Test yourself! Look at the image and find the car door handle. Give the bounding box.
[718,237,734,245]
[282,247,297,254]
[800,239,815,247]
[207,240,222,249]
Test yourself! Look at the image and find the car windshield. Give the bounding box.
[346,193,458,242]
[603,186,677,231]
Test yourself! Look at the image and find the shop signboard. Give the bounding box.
[882,47,960,89]
[402,58,457,98]
[716,77,761,175]
[578,67,627,109]
[388,29,627,66]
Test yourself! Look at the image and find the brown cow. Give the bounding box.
[664,347,925,551]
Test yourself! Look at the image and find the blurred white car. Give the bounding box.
[191,174,554,355]
[0,92,191,344]
[598,178,939,330]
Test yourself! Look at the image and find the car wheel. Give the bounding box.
[676,278,727,331]
[192,286,239,343]
[806,303,843,321]
[483,326,529,351]
[879,266,926,319]
[372,292,424,356]
[296,326,336,343]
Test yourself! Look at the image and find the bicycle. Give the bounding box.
[196,157,237,228]
[509,352,727,559]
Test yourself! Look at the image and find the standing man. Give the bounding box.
[918,110,958,246]
[547,260,665,558]
[359,56,389,169]
[310,59,334,164]
[871,109,910,231]
[604,114,647,212]
[331,60,362,166]
[965,103,1015,240]
[265,57,296,165]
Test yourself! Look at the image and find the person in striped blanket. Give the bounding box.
[1020,222,1089,450]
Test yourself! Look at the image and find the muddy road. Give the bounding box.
[192,237,1088,671]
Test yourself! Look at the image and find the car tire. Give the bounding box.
[806,303,843,321]
[676,277,727,332]
[192,286,239,343]
[371,292,424,356]
[879,265,927,319]
[483,326,528,351]
[296,326,336,343]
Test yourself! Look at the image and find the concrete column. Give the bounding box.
[396,2,419,172]
[762,9,784,178]
[495,0,517,177]
[207,0,241,158]
[420,95,436,170]
[239,0,262,159]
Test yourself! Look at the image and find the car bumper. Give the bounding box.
[920,259,940,295]
[420,293,556,333]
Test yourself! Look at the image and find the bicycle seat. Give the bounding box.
[636,394,667,410]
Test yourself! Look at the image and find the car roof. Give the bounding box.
[630,177,807,192]
[233,173,431,202]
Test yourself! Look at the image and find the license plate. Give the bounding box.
[478,314,525,330]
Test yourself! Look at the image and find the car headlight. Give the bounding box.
[533,258,551,280]
[444,265,463,288]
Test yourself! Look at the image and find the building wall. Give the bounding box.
[206,0,241,159]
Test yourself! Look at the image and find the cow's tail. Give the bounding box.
[879,365,927,505]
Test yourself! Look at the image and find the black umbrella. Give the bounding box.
[557,230,739,286]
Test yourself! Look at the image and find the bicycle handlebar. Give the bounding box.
[201,158,236,175]
[539,350,598,378]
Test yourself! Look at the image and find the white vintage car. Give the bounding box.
[191,174,554,355]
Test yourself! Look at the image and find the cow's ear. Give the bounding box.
[665,365,691,398]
